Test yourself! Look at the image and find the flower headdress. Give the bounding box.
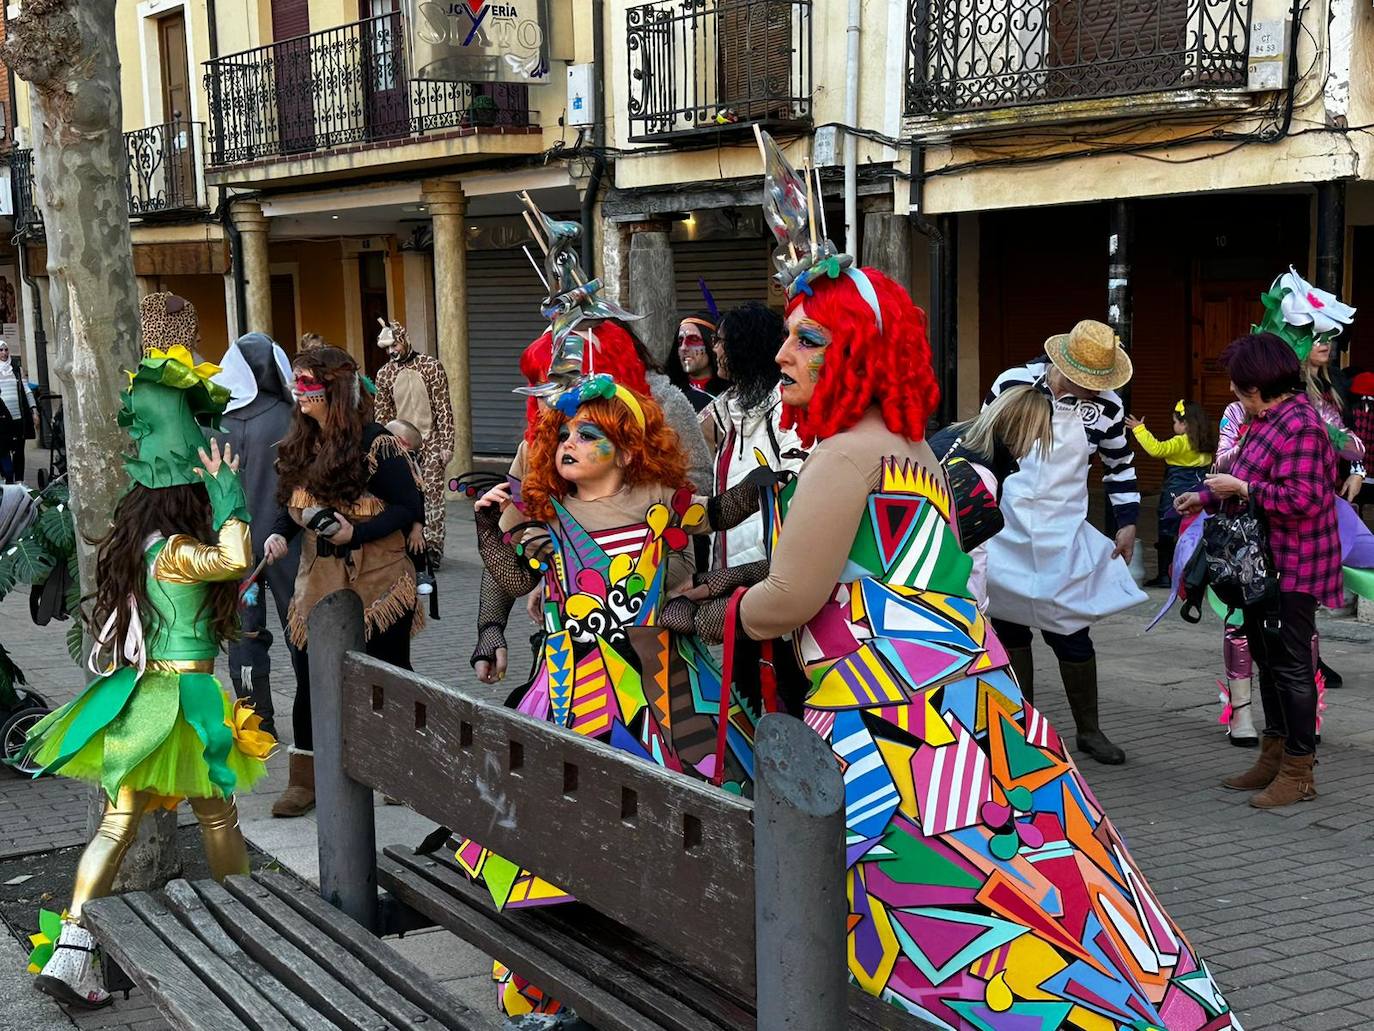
[755,127,883,331]
[1253,266,1356,362]
[513,190,645,426]
[119,346,230,489]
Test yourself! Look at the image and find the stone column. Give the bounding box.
[401,249,436,356]
[626,219,677,367]
[340,253,362,361]
[230,199,272,338]
[422,179,471,476]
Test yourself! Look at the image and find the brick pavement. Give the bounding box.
[2,497,1374,1029]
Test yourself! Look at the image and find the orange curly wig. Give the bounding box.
[781,268,939,446]
[521,392,687,521]
[518,322,651,441]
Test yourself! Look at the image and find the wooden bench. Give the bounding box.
[85,591,933,1030]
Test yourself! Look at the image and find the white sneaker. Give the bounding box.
[34,922,111,1009]
[1226,678,1259,746]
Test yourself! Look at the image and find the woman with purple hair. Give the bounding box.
[1176,332,1340,808]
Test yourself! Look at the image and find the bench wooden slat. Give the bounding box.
[222,876,443,1029]
[161,880,342,1031]
[382,845,738,1031]
[342,654,758,1000]
[379,850,672,1031]
[122,890,299,1031]
[83,895,253,1031]
[249,871,500,1031]
[190,879,401,1031]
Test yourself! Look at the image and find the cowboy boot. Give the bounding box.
[1222,734,1284,790]
[270,748,315,818]
[34,921,111,1010]
[1007,645,1035,706]
[1250,751,1317,809]
[1058,658,1125,765]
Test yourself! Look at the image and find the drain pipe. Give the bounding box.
[580,0,607,276]
[842,0,861,255]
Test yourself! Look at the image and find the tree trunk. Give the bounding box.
[5,0,180,889]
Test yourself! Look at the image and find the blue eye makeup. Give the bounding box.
[557,426,571,443]
[794,320,830,349]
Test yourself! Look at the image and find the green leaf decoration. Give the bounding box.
[38,909,62,941]
[67,621,84,665]
[35,505,75,558]
[9,534,54,585]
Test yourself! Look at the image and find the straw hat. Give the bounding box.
[1045,320,1132,392]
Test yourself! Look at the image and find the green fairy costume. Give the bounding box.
[19,346,274,1011]
[19,346,273,806]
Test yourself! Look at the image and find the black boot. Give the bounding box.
[233,667,278,740]
[1143,540,1174,589]
[1007,645,1035,706]
[1319,660,1344,690]
[1059,657,1125,765]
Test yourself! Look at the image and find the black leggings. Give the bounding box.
[990,619,1095,663]
[292,609,415,752]
[1243,592,1319,757]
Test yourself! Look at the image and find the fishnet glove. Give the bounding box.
[659,595,732,644]
[693,560,770,598]
[705,467,782,531]
[471,569,514,668]
[474,504,543,597]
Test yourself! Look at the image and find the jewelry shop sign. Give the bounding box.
[407,1,549,82]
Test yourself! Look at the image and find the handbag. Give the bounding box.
[938,437,1004,553]
[1180,506,1278,623]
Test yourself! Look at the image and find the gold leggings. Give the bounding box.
[69,788,250,920]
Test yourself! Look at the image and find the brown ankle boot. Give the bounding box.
[1221,735,1283,791]
[1250,752,1317,809]
[271,749,315,818]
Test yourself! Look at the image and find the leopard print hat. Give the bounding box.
[140,292,199,356]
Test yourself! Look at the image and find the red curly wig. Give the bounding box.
[521,392,687,521]
[781,268,939,446]
[518,321,652,441]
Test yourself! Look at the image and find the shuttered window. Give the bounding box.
[468,249,551,456]
[672,237,774,316]
[271,0,310,41]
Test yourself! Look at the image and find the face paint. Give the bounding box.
[777,306,831,408]
[293,371,325,404]
[556,417,619,482]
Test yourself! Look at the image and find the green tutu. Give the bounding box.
[18,667,271,805]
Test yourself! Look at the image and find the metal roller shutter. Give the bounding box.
[672,237,773,316]
[468,249,549,456]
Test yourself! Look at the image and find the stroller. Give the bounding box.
[0,482,55,774]
[34,389,66,490]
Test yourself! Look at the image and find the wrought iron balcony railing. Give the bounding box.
[11,121,209,235]
[905,0,1253,117]
[626,0,812,142]
[203,12,534,166]
[10,149,40,234]
[126,120,208,215]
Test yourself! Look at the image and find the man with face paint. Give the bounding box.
[669,314,727,410]
[981,321,1146,765]
[372,320,454,568]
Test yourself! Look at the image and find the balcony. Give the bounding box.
[11,121,208,236]
[126,120,208,216]
[626,0,812,142]
[905,0,1253,123]
[203,12,535,168]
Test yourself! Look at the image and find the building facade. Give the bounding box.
[7,0,1374,483]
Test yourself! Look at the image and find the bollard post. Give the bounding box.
[308,590,377,931]
[753,712,848,1030]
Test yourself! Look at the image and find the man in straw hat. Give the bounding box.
[982,319,1147,765]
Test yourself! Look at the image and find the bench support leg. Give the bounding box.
[309,590,378,932]
[753,713,848,1031]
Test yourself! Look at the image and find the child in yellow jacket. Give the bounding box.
[1126,400,1216,588]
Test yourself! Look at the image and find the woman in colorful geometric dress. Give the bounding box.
[463,379,753,1015]
[663,132,1236,1029]
[18,347,273,1009]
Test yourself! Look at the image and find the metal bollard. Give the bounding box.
[753,712,848,1030]
[308,589,378,931]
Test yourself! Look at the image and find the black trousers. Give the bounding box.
[1242,591,1319,757]
[293,609,414,752]
[990,619,1095,663]
[0,425,23,484]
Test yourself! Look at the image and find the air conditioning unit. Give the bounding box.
[1247,19,1288,91]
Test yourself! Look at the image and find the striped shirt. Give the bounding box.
[985,357,1140,526]
[0,364,33,422]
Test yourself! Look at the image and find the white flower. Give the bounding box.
[1277,265,1356,336]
